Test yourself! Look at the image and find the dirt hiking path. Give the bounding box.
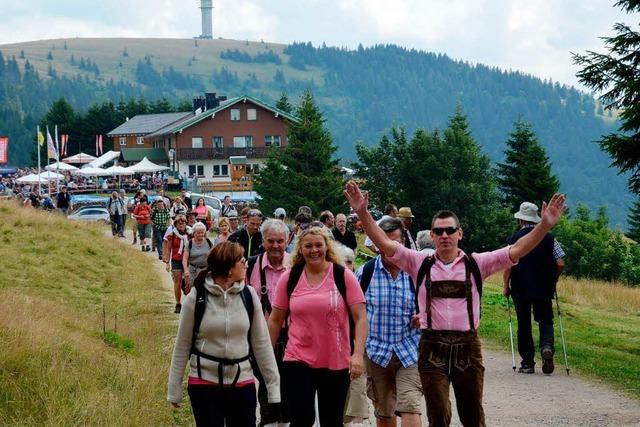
[117,231,640,426]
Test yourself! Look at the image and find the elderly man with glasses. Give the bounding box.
[229,208,264,258]
[345,180,566,427]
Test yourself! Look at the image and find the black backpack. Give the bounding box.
[285,263,356,352]
[188,238,213,251]
[189,280,255,386]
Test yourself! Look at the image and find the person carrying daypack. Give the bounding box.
[183,222,213,289]
[167,241,280,427]
[267,226,367,427]
[345,180,566,427]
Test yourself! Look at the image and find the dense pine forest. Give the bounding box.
[0,38,632,225]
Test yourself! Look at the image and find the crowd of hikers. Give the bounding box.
[153,180,568,427]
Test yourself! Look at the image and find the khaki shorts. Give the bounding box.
[366,353,422,419]
[344,373,369,421]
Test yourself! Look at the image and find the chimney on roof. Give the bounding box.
[205,92,218,110]
[192,96,205,112]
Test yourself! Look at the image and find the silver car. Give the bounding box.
[68,206,111,223]
[187,192,221,220]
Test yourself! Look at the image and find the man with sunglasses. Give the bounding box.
[344,181,566,427]
[229,208,264,258]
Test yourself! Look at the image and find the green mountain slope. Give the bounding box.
[0,37,632,226]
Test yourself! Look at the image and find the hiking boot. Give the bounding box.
[542,348,555,374]
[174,304,181,314]
[518,364,534,374]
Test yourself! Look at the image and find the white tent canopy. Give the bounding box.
[104,165,133,176]
[126,157,170,173]
[89,151,120,168]
[62,152,97,164]
[77,166,111,177]
[45,161,78,172]
[39,171,65,180]
[16,174,49,184]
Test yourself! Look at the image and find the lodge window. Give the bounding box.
[136,136,144,145]
[119,137,126,146]
[247,109,257,121]
[212,136,223,148]
[188,165,204,176]
[192,137,203,149]
[264,135,281,147]
[230,109,240,121]
[233,136,253,148]
[213,164,229,176]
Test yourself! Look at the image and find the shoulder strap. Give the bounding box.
[415,255,436,314]
[466,255,483,297]
[206,238,213,249]
[333,263,355,354]
[191,281,208,354]
[286,264,305,299]
[239,286,254,342]
[359,258,377,294]
[247,254,260,280]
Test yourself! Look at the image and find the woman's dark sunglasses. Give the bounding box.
[432,227,459,236]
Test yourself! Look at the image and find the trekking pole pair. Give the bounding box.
[506,293,571,375]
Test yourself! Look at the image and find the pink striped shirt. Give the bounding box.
[389,244,515,331]
[247,252,289,319]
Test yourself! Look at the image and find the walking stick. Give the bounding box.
[554,291,570,375]
[506,296,516,372]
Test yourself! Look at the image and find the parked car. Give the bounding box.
[186,192,221,220]
[68,206,111,223]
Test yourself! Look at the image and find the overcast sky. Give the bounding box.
[0,0,632,89]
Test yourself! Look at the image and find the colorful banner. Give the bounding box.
[0,136,8,164]
[95,134,103,156]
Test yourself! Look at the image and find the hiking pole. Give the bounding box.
[554,291,570,375]
[506,296,516,372]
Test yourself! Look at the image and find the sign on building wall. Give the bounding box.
[0,137,8,164]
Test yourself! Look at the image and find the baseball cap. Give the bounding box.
[274,207,286,217]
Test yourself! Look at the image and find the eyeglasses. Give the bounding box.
[432,227,459,236]
[175,220,187,224]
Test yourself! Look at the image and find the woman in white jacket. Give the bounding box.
[168,241,280,426]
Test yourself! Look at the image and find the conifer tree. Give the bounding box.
[496,119,560,212]
[627,198,640,242]
[275,92,292,114]
[255,91,345,216]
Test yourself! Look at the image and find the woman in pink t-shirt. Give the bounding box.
[268,226,367,426]
[193,197,208,229]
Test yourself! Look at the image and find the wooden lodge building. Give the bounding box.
[107,93,298,191]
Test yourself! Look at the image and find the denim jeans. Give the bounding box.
[110,214,122,236]
[154,226,167,256]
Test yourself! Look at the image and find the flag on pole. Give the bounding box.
[46,127,59,161]
[37,129,45,146]
[98,134,103,155]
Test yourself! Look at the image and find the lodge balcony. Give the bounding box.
[176,146,284,160]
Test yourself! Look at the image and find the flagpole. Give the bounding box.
[37,125,42,195]
[55,125,60,194]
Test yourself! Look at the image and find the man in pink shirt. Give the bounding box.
[246,219,290,426]
[344,181,566,427]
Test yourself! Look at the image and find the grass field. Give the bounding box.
[0,201,193,426]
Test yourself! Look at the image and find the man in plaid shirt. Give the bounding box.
[356,217,422,426]
[151,199,171,260]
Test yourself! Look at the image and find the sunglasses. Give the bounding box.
[248,210,263,218]
[432,227,459,236]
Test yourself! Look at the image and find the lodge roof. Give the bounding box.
[107,112,192,137]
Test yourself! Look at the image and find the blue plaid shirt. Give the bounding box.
[356,257,421,368]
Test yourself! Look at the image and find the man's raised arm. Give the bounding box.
[344,181,399,258]
[509,193,567,263]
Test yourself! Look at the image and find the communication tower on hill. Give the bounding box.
[198,0,213,39]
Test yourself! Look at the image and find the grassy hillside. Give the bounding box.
[0,37,321,91]
[0,202,191,426]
